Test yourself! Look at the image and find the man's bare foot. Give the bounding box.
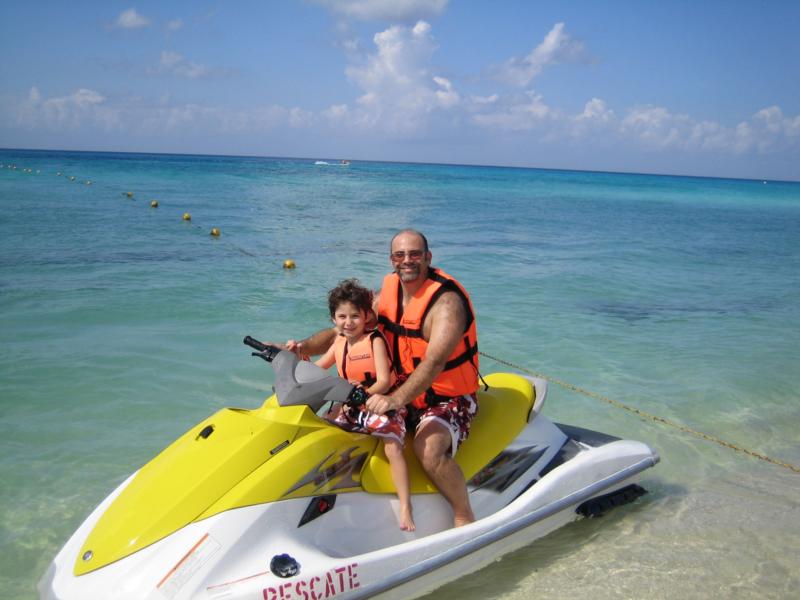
[399,504,416,531]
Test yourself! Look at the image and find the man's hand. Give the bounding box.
[366,393,404,415]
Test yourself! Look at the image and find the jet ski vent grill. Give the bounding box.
[576,484,647,518]
[196,425,214,440]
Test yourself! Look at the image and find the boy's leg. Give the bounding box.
[383,439,415,531]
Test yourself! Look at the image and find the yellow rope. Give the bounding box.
[479,351,800,474]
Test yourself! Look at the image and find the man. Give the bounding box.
[287,229,480,526]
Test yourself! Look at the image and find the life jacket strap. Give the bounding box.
[377,316,425,339]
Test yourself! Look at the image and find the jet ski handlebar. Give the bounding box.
[243,334,392,415]
[243,336,281,362]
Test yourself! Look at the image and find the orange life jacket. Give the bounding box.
[377,268,479,408]
[333,329,396,389]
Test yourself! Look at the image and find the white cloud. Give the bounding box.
[617,104,800,155]
[570,98,616,138]
[471,90,556,131]
[17,87,117,130]
[433,76,459,108]
[470,94,499,106]
[687,120,738,152]
[577,98,614,123]
[620,105,691,148]
[466,86,800,159]
[322,103,350,124]
[310,0,448,22]
[159,51,183,70]
[328,20,459,134]
[495,22,586,87]
[323,16,799,154]
[167,18,183,32]
[288,107,314,128]
[749,106,800,152]
[154,51,209,79]
[12,87,311,136]
[340,38,360,53]
[116,8,150,29]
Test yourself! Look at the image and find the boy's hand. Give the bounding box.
[285,339,304,354]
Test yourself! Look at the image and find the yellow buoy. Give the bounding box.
[283,259,296,269]
[126,191,134,198]
[182,212,192,221]
[210,228,221,237]
[150,200,158,208]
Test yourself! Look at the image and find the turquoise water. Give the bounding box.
[1,149,799,599]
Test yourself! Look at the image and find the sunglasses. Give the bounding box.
[390,250,426,261]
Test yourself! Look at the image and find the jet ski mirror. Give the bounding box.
[244,336,359,413]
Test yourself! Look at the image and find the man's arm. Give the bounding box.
[366,290,466,413]
[313,343,336,369]
[285,327,338,357]
[365,288,381,330]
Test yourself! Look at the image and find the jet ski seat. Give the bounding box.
[361,373,536,494]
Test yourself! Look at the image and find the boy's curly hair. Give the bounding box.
[327,278,374,317]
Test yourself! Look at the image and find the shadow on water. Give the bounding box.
[584,299,779,323]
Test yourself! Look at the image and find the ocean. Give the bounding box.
[1,148,798,599]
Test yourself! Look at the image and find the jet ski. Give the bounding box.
[39,337,659,600]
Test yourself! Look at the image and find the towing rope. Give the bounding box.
[479,351,800,475]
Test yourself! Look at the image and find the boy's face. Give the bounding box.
[332,301,367,339]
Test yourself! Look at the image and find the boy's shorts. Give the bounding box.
[331,406,407,445]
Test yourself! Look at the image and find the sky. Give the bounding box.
[1,1,799,181]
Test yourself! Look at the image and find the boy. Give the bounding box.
[314,279,415,531]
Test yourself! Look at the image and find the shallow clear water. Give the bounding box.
[1,149,798,599]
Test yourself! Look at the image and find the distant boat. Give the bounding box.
[340,160,350,166]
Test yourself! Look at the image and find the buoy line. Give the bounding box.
[11,165,265,259]
[479,351,800,474]
[4,163,277,261]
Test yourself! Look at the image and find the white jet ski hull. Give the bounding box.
[40,409,658,600]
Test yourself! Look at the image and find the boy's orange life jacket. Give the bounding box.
[377,268,479,408]
[333,329,396,389]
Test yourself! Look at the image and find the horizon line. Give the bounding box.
[1,146,797,185]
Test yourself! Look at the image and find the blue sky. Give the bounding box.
[1,1,799,181]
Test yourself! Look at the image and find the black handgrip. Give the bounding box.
[345,387,396,417]
[243,336,269,352]
[345,386,369,408]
